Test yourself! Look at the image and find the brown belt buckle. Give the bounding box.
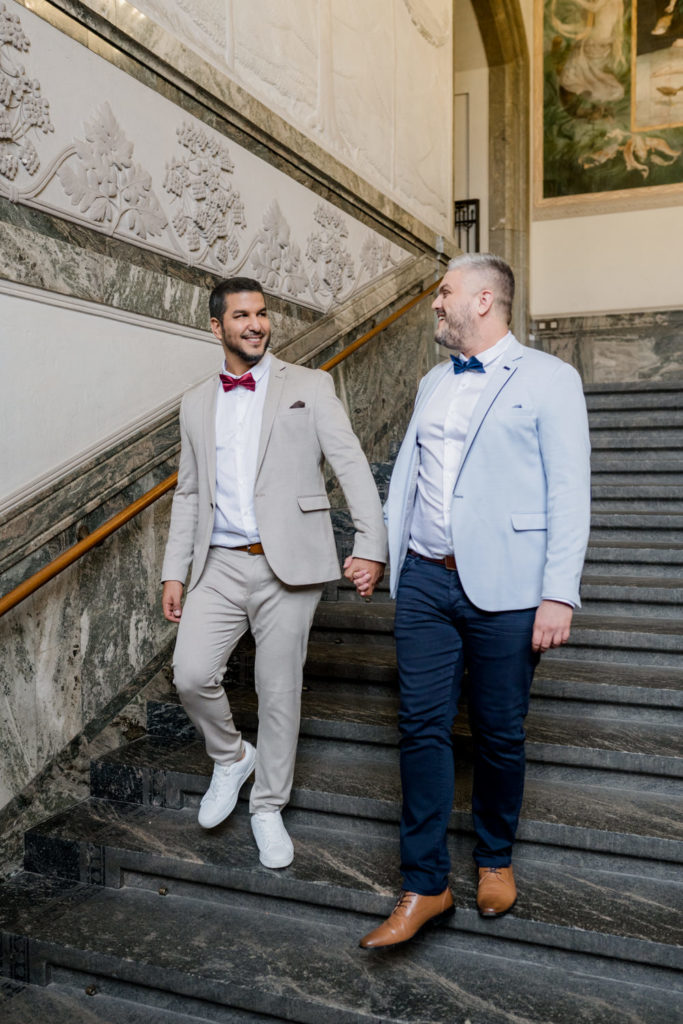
[444,555,457,571]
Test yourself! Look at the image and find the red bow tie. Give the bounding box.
[220,371,256,392]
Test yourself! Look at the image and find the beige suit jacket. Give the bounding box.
[161,356,387,589]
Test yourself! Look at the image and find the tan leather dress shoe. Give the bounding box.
[359,888,454,949]
[477,866,517,917]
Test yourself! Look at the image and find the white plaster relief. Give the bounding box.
[393,0,452,225]
[250,200,308,298]
[123,0,452,234]
[0,1,410,312]
[58,103,167,240]
[0,1,53,184]
[164,120,245,269]
[329,0,394,183]
[306,201,354,302]
[232,0,319,128]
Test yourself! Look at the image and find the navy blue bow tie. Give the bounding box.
[451,354,485,375]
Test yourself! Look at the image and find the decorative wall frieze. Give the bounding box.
[164,120,245,268]
[0,1,53,183]
[0,1,411,312]
[58,103,167,241]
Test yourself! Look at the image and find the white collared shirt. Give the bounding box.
[409,333,513,558]
[211,354,271,548]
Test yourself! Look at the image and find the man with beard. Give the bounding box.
[162,277,386,869]
[356,254,591,948]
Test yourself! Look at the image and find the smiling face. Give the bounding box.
[211,291,271,375]
[431,269,477,354]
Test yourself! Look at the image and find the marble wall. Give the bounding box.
[0,489,176,811]
[531,309,683,384]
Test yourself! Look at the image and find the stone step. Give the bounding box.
[592,499,683,514]
[591,482,683,500]
[580,575,683,617]
[552,613,683,668]
[22,799,683,971]
[590,454,683,474]
[0,978,255,1024]
[584,542,683,578]
[144,678,682,779]
[589,520,683,544]
[531,657,683,709]
[588,429,683,450]
[584,384,683,410]
[588,409,683,428]
[311,603,683,663]
[88,734,683,861]
[590,511,683,529]
[306,644,683,710]
[1,872,680,1024]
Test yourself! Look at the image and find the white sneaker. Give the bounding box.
[197,741,256,829]
[250,810,294,868]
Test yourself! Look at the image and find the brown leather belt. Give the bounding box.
[408,547,457,570]
[231,543,265,555]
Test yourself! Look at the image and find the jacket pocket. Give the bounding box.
[298,494,331,512]
[511,512,547,531]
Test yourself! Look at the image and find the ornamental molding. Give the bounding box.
[0,2,411,311]
[164,120,245,268]
[0,1,53,183]
[58,103,167,241]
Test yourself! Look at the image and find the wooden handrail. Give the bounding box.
[0,279,438,617]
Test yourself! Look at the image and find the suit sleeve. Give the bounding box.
[537,362,591,606]
[313,371,387,563]
[160,400,200,584]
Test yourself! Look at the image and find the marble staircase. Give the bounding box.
[1,382,682,1023]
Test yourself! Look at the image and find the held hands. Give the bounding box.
[531,600,573,653]
[162,580,184,623]
[343,556,385,598]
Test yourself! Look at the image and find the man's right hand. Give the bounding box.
[162,580,184,623]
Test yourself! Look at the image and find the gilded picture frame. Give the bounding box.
[535,0,683,216]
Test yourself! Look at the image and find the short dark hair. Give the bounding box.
[446,253,515,324]
[209,277,265,321]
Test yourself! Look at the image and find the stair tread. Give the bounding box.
[306,643,683,692]
[572,612,683,635]
[582,574,683,590]
[313,603,683,647]
[149,680,683,762]
[25,798,683,955]
[587,540,683,551]
[0,872,681,1024]
[0,980,239,1024]
[92,734,683,848]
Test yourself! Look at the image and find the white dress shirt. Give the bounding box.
[211,354,271,548]
[409,333,513,558]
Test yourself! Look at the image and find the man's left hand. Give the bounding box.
[343,556,385,598]
[531,600,573,653]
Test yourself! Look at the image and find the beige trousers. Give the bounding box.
[172,546,323,813]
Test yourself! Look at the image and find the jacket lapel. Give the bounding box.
[256,357,286,476]
[454,338,524,482]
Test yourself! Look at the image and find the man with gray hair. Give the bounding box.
[356,253,591,948]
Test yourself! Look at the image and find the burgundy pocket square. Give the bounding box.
[290,401,306,408]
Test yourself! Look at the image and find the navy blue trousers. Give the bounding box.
[394,553,538,895]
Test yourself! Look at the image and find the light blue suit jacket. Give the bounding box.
[385,336,591,610]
